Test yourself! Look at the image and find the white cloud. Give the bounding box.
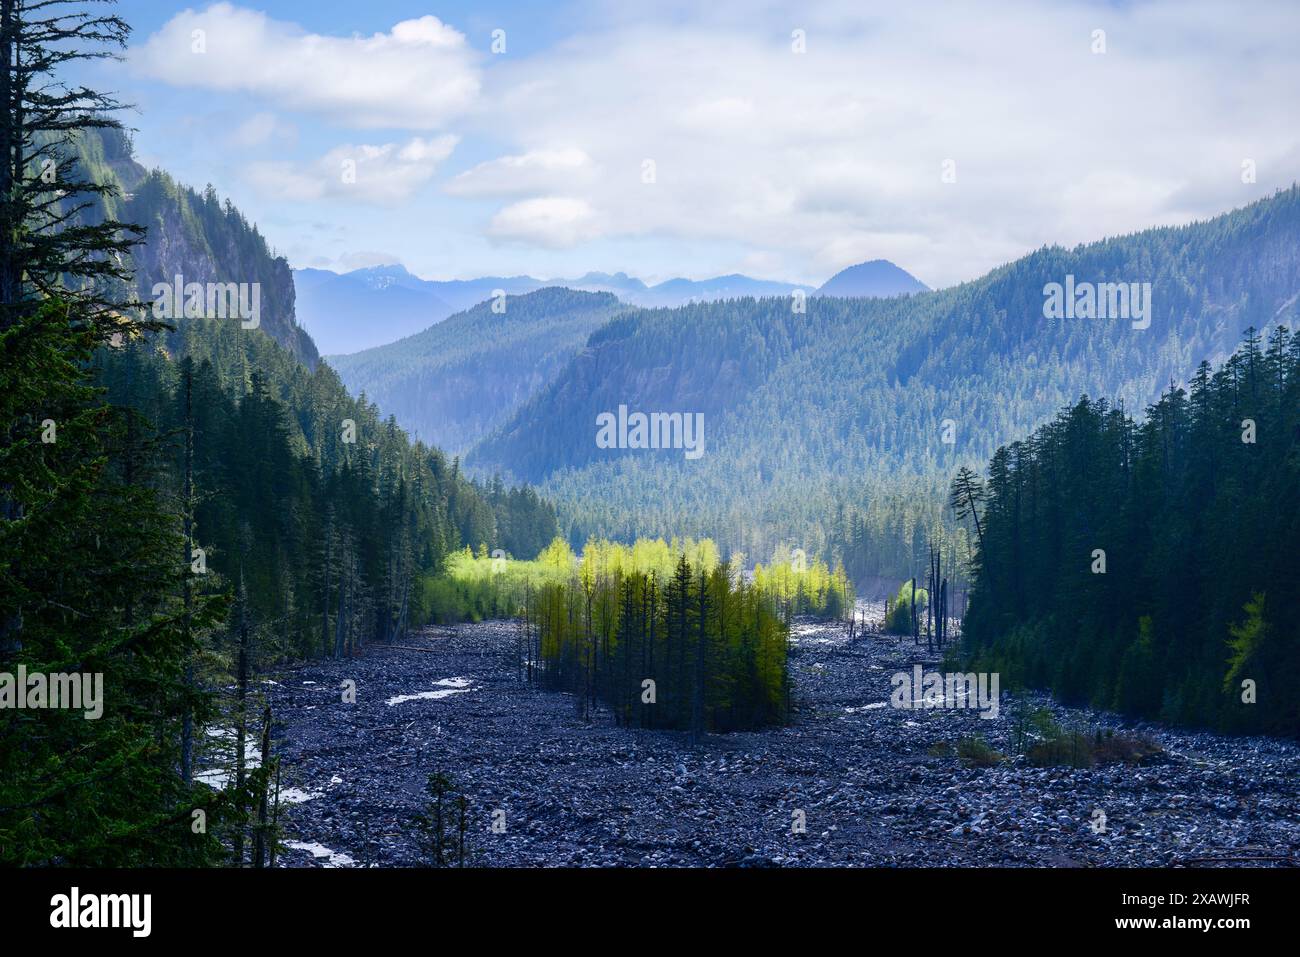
[230,112,295,148]
[446,148,595,197]
[677,96,757,131]
[488,197,601,247]
[456,0,1300,286]
[245,136,458,205]
[131,3,480,129]
[129,1,1300,286]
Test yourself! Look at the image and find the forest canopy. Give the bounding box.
[958,329,1300,735]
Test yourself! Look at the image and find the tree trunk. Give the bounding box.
[909,576,918,644]
[234,578,249,866]
[925,549,934,653]
[253,704,272,868]
[180,364,195,786]
[692,569,709,744]
[333,571,346,660]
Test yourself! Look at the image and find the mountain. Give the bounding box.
[638,274,809,306]
[295,261,925,355]
[290,265,341,293]
[327,288,627,454]
[467,188,1300,581]
[293,265,545,353]
[79,128,320,368]
[70,128,560,571]
[414,274,547,312]
[292,264,455,354]
[818,259,929,297]
[556,271,805,306]
[562,271,649,298]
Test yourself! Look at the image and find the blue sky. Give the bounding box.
[92,0,1299,286]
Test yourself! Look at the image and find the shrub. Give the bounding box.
[956,735,1004,767]
[927,735,1003,766]
[1025,726,1162,768]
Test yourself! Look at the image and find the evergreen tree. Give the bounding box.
[959,332,1299,734]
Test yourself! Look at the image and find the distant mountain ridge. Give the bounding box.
[819,259,929,297]
[295,260,928,355]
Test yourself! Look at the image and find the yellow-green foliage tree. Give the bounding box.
[753,546,853,619]
[461,537,790,735]
[442,535,855,734]
[884,579,928,634]
[444,536,852,625]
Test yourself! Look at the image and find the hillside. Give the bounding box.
[76,129,558,630]
[468,188,1300,582]
[327,288,627,454]
[80,128,321,368]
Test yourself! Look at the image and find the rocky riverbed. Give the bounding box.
[264,615,1300,868]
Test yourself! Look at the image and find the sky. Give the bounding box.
[90,0,1300,287]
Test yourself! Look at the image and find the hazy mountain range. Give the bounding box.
[297,260,928,354]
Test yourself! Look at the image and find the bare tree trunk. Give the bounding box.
[395,571,409,644]
[646,575,656,730]
[935,548,944,647]
[925,548,934,653]
[523,582,531,683]
[583,580,593,721]
[457,795,467,867]
[181,364,195,786]
[234,574,249,866]
[253,704,272,868]
[909,576,918,644]
[269,761,281,868]
[333,569,346,660]
[940,578,949,647]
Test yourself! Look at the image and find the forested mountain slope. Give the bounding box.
[469,188,1300,584]
[328,288,627,453]
[96,317,557,662]
[80,128,321,368]
[78,129,557,653]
